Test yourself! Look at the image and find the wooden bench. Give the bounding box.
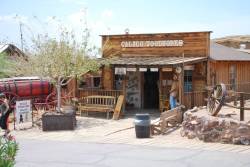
[78,95,116,119]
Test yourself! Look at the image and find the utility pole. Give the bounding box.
[19,22,24,51]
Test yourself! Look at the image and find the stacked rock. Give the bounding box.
[181,109,250,145]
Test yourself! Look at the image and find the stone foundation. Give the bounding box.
[181,108,250,145]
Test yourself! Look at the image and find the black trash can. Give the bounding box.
[134,113,151,138]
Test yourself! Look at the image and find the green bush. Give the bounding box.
[0,135,18,167]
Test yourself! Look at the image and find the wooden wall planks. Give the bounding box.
[102,32,211,58]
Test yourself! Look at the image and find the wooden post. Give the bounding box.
[191,92,194,108]
[159,68,162,112]
[233,94,237,107]
[74,76,78,98]
[122,73,127,113]
[178,68,184,105]
[240,93,244,121]
[179,52,185,106]
[207,61,211,86]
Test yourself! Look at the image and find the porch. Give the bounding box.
[78,89,207,114]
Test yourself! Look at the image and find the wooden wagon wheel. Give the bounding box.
[45,92,57,110]
[207,83,227,116]
[45,92,73,111]
[32,96,48,112]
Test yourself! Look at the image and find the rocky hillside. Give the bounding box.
[213,35,250,49]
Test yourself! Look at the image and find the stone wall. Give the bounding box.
[181,109,250,145]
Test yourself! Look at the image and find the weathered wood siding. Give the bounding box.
[102,66,113,89]
[209,61,250,92]
[62,77,77,97]
[184,91,206,109]
[100,32,211,109]
[102,32,210,58]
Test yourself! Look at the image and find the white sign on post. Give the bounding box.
[115,67,126,75]
[16,100,31,114]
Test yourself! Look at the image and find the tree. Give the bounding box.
[10,31,100,112]
[0,53,13,78]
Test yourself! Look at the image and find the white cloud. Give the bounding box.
[67,8,87,27]
[101,9,113,20]
[4,7,250,52]
[0,13,28,24]
[58,0,87,5]
[0,9,116,48]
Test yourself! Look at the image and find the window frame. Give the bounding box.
[184,70,193,92]
[229,64,237,90]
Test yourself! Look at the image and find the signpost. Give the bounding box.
[16,100,31,114]
[15,100,32,128]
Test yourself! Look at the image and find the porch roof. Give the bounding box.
[106,56,207,66]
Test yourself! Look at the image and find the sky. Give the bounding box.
[0,0,250,50]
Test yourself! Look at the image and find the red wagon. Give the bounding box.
[0,77,72,111]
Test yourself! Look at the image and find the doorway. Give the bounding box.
[143,70,159,109]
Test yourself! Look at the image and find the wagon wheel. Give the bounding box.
[2,92,20,110]
[45,92,57,111]
[45,92,72,111]
[32,96,47,112]
[207,83,227,116]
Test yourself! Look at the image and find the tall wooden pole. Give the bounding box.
[57,77,62,112]
[179,52,184,105]
[240,93,244,121]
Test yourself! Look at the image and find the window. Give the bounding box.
[79,76,101,88]
[114,75,123,90]
[184,70,192,92]
[93,77,101,88]
[229,65,237,90]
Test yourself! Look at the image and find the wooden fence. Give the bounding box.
[184,91,207,109]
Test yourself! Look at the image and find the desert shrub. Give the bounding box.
[0,135,18,167]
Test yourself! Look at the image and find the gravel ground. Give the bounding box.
[5,106,250,154]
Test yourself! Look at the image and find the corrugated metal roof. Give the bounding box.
[108,56,207,66]
[210,42,250,61]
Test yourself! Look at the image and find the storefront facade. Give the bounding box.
[101,32,211,111]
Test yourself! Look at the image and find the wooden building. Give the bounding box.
[0,44,25,58]
[100,31,210,111]
[209,42,250,94]
[78,31,250,112]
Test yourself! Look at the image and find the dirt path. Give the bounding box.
[9,112,250,154]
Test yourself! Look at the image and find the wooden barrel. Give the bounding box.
[0,79,53,97]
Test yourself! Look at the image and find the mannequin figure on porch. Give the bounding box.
[169,74,179,109]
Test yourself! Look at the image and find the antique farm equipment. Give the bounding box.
[0,77,72,111]
[151,106,184,135]
[207,83,250,120]
[0,78,52,97]
[207,83,227,116]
